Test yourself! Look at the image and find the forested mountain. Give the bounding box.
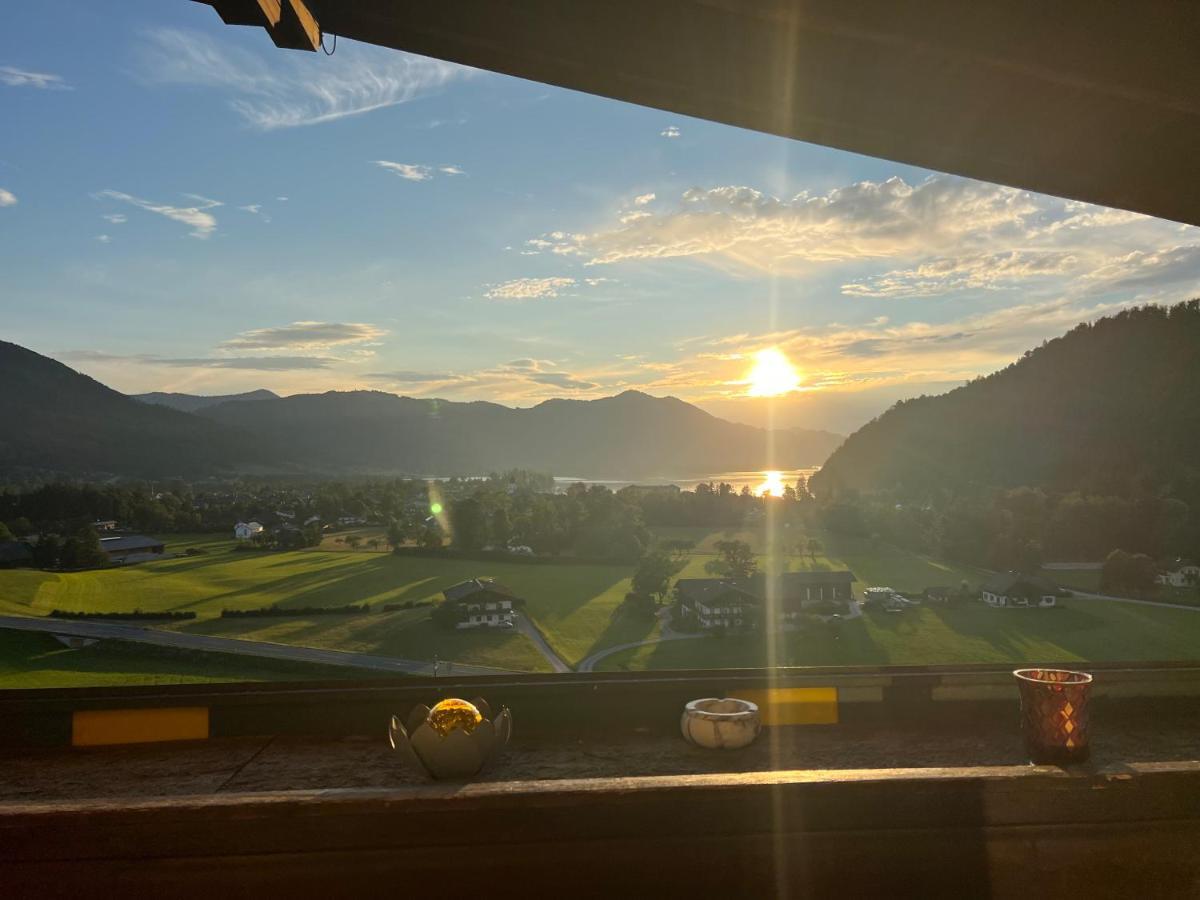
[1,342,839,479]
[812,301,1200,499]
[0,342,260,478]
[134,389,278,413]
[200,388,842,477]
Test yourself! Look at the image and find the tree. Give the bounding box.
[345,534,362,550]
[59,526,107,570]
[430,600,461,630]
[713,539,757,578]
[806,537,823,565]
[1101,549,1158,595]
[450,498,488,551]
[418,526,444,549]
[31,534,61,569]
[631,548,683,603]
[491,507,512,548]
[0,522,13,542]
[385,520,406,551]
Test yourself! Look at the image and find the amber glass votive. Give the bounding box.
[1013,668,1093,764]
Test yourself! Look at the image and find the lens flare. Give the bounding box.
[746,348,801,397]
[755,470,786,497]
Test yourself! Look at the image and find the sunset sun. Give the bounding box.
[746,348,801,397]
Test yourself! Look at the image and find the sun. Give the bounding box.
[746,348,801,397]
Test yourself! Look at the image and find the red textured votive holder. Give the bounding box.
[1013,668,1093,765]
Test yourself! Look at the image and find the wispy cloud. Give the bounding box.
[373,160,465,181]
[221,321,386,351]
[57,350,335,371]
[1,66,70,90]
[0,188,16,207]
[138,28,469,129]
[95,234,111,244]
[485,276,578,301]
[633,192,655,206]
[367,357,600,396]
[101,213,126,224]
[841,250,1079,298]
[95,189,221,238]
[660,125,681,138]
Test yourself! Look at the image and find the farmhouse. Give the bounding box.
[442,579,519,629]
[980,572,1058,608]
[1157,559,1200,588]
[677,571,857,630]
[234,521,264,540]
[100,535,165,563]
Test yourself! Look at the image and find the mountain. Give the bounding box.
[0,342,262,478]
[811,302,1200,498]
[200,389,843,477]
[134,389,279,413]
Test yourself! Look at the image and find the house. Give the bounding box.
[676,571,857,630]
[99,535,165,563]
[980,572,1058,608]
[441,579,519,629]
[234,521,264,540]
[1157,559,1200,588]
[92,520,118,532]
[0,541,33,569]
[923,586,954,604]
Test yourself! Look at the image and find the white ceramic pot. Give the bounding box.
[680,697,761,750]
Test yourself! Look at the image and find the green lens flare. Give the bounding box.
[430,502,443,515]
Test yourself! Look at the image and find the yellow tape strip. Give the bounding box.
[72,707,209,747]
[738,687,839,725]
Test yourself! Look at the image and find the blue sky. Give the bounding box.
[3,1,1199,434]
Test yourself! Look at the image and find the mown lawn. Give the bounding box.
[0,545,635,671]
[598,598,1200,671]
[0,628,360,689]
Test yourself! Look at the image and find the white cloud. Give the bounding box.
[367,357,600,395]
[660,126,681,138]
[102,213,126,224]
[221,321,386,351]
[276,196,289,202]
[95,189,221,238]
[540,175,1039,270]
[59,350,335,371]
[841,250,1079,298]
[96,234,111,244]
[439,165,465,176]
[137,28,469,129]
[239,204,261,214]
[0,188,16,207]
[484,277,577,301]
[634,192,656,206]
[1083,244,1200,295]
[374,161,432,182]
[0,66,70,89]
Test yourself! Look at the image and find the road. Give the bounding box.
[0,615,515,677]
[514,613,572,673]
[1069,590,1200,612]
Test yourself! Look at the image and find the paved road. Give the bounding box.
[577,631,704,673]
[1070,590,1200,612]
[515,613,572,673]
[0,615,515,677]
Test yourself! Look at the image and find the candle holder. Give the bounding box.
[681,697,761,750]
[1013,668,1093,765]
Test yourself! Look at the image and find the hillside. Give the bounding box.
[134,389,278,413]
[201,389,842,477]
[811,301,1200,497]
[0,342,261,478]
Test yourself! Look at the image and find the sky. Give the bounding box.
[3,2,1199,436]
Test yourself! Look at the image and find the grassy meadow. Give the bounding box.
[0,628,360,689]
[1,525,1198,686]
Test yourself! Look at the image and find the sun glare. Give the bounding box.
[756,470,786,497]
[746,348,801,397]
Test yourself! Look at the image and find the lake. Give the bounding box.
[551,468,820,496]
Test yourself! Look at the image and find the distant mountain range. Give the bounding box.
[0,341,258,478]
[196,389,843,478]
[811,301,1200,498]
[0,341,842,479]
[134,389,279,413]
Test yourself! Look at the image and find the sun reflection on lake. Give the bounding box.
[755,470,786,497]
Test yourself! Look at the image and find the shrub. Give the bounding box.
[220,605,370,618]
[49,609,196,621]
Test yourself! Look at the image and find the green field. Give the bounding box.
[2,527,1198,686]
[599,600,1200,670]
[0,535,639,673]
[0,628,359,689]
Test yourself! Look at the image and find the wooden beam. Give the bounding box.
[199,0,320,51]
